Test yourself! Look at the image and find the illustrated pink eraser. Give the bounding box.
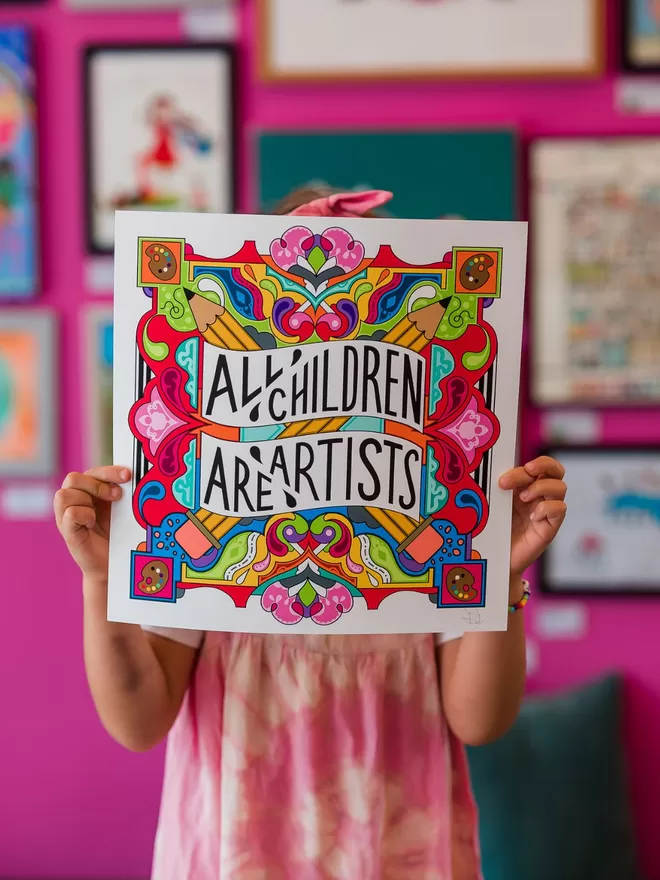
[175,519,212,558]
[405,527,444,565]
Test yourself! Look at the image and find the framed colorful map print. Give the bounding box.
[531,138,660,405]
[108,211,527,634]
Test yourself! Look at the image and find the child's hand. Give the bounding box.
[54,466,131,581]
[498,456,567,578]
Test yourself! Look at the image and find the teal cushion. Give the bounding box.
[467,675,640,880]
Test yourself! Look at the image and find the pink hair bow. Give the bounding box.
[289,189,393,217]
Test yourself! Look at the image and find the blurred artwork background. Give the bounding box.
[543,448,660,594]
[258,130,517,220]
[85,45,234,253]
[623,0,660,71]
[0,311,55,476]
[84,307,112,467]
[0,26,37,299]
[259,0,600,79]
[532,139,660,405]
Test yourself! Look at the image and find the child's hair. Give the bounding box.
[272,184,380,217]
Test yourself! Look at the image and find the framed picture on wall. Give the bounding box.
[0,311,56,476]
[258,129,518,221]
[257,0,603,81]
[84,44,235,255]
[541,447,660,595]
[70,0,222,6]
[83,306,113,467]
[0,25,39,299]
[622,0,660,71]
[531,137,660,405]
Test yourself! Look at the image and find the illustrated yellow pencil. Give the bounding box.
[174,290,260,556]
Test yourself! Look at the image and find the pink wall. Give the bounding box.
[1,0,659,877]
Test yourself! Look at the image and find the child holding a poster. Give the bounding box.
[55,190,568,879]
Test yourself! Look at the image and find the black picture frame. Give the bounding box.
[539,445,660,597]
[621,0,660,73]
[83,43,237,256]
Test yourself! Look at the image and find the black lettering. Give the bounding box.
[345,435,353,500]
[268,387,286,422]
[265,354,283,387]
[205,354,237,416]
[399,449,420,511]
[256,471,273,511]
[233,457,255,513]
[357,438,382,502]
[342,346,359,411]
[361,345,382,414]
[317,437,343,501]
[311,355,319,413]
[402,355,423,428]
[291,363,308,417]
[384,349,399,418]
[321,349,339,412]
[203,446,229,508]
[294,441,319,501]
[383,439,403,505]
[269,444,291,486]
[241,356,261,407]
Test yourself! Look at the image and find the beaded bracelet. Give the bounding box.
[509,580,530,614]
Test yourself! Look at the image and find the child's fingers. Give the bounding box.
[61,471,124,503]
[84,465,131,484]
[59,505,97,543]
[523,456,565,481]
[530,500,567,524]
[54,487,95,527]
[498,467,536,490]
[519,478,567,503]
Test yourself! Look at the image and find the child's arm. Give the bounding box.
[440,456,567,746]
[55,467,197,752]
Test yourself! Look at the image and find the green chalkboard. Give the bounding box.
[257,130,518,221]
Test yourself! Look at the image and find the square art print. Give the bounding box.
[109,212,527,634]
[0,310,55,476]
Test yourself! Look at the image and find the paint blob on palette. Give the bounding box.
[109,212,527,634]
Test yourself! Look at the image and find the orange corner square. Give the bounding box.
[454,250,501,297]
[139,240,182,286]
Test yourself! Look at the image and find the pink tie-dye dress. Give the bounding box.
[151,631,482,880]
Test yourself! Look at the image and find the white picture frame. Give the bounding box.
[541,446,660,595]
[531,137,660,405]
